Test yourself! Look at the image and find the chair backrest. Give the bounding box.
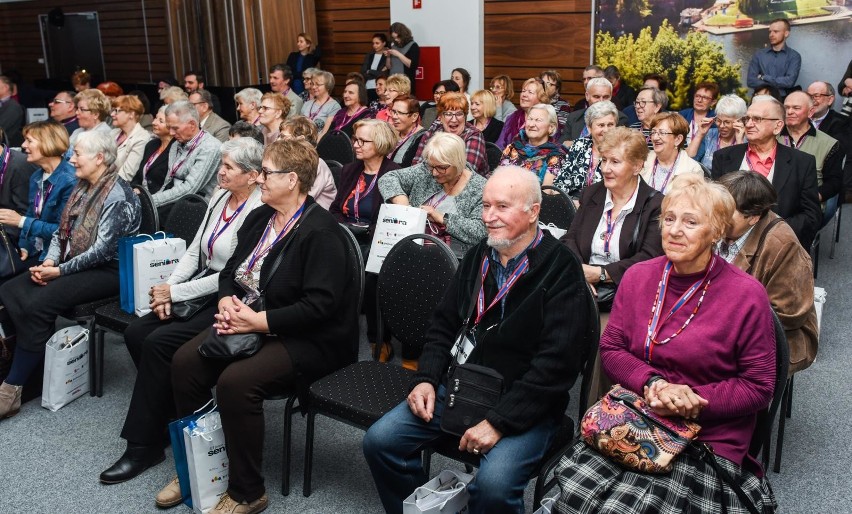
[316,130,355,165]
[749,309,790,461]
[135,186,159,235]
[325,159,343,190]
[577,282,602,421]
[540,185,577,230]
[338,223,365,365]
[399,132,426,168]
[376,234,459,359]
[485,142,503,172]
[163,194,209,243]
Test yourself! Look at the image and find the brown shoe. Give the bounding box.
[0,382,22,420]
[155,477,183,508]
[208,493,268,514]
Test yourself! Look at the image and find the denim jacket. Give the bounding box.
[18,159,77,260]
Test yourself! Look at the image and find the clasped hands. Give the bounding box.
[213,295,267,334]
[30,259,60,285]
[407,382,503,455]
[644,378,708,420]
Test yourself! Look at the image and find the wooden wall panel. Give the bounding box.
[0,0,172,85]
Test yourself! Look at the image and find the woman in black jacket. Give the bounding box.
[162,139,358,514]
[361,33,389,103]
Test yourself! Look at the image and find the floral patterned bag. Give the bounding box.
[580,384,701,474]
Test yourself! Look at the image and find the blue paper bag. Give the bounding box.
[119,232,170,314]
[168,399,216,509]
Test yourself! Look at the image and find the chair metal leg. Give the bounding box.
[786,375,794,419]
[811,236,820,279]
[96,328,106,397]
[773,379,792,473]
[281,395,297,496]
[303,410,316,497]
[88,327,99,397]
[830,204,841,259]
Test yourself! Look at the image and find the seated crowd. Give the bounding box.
[0,20,849,514]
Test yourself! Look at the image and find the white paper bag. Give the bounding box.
[184,411,229,514]
[132,237,186,316]
[403,469,473,514]
[41,326,89,411]
[539,221,566,239]
[532,492,560,514]
[365,203,428,274]
[814,286,826,333]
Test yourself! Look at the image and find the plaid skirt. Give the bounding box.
[554,440,777,514]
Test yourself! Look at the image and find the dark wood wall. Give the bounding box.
[0,0,171,85]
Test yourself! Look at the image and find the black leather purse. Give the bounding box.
[0,225,26,279]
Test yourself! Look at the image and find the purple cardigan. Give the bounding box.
[496,108,526,149]
[600,255,776,471]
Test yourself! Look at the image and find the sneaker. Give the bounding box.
[0,382,22,420]
[155,477,183,508]
[208,493,268,514]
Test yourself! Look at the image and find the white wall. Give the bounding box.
[389,0,484,92]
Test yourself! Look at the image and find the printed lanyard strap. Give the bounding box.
[602,209,615,255]
[354,173,378,220]
[169,130,205,178]
[207,194,248,259]
[474,230,544,325]
[247,201,306,272]
[0,146,10,188]
[650,152,680,192]
[34,181,54,218]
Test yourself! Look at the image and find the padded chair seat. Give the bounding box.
[309,361,414,428]
[68,296,119,318]
[94,301,137,334]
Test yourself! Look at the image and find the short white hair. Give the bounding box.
[715,94,747,119]
[75,130,117,167]
[489,166,542,211]
[586,77,612,92]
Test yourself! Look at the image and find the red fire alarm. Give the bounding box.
[413,0,422,8]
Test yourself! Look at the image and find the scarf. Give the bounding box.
[58,164,119,262]
[510,130,564,182]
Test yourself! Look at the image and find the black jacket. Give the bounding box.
[817,110,852,195]
[413,233,589,435]
[0,148,37,240]
[329,157,400,238]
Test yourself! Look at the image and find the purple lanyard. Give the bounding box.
[424,190,449,209]
[207,194,248,259]
[169,130,205,178]
[475,230,544,325]
[0,147,11,189]
[246,201,305,272]
[602,209,615,256]
[782,134,807,149]
[34,181,54,218]
[353,173,378,220]
[650,152,680,192]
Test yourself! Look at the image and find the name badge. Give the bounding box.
[450,333,475,365]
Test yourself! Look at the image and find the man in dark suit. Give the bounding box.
[806,81,852,202]
[559,78,629,146]
[604,65,635,111]
[712,95,821,248]
[189,90,230,143]
[0,76,24,147]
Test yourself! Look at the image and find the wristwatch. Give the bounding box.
[599,267,607,283]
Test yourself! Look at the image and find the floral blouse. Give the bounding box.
[554,137,602,197]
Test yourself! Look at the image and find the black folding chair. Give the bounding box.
[767,311,792,472]
[325,159,343,190]
[540,185,577,232]
[485,142,503,172]
[135,186,159,235]
[316,130,355,165]
[162,194,208,243]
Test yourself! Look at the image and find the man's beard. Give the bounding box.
[487,232,525,250]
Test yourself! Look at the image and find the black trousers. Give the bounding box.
[171,331,295,503]
[120,305,217,445]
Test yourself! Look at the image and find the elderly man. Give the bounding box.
[183,70,222,115]
[559,77,629,145]
[363,167,589,514]
[189,90,230,143]
[807,81,852,202]
[712,95,820,249]
[573,65,605,111]
[0,76,24,147]
[269,63,303,119]
[778,91,843,224]
[49,91,80,134]
[747,19,801,98]
[151,100,221,215]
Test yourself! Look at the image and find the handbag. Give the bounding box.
[172,293,218,321]
[0,225,26,279]
[197,204,317,360]
[581,384,701,474]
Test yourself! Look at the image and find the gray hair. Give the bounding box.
[714,94,748,119]
[157,104,168,116]
[586,77,612,92]
[221,137,263,173]
[314,70,335,92]
[421,132,467,173]
[489,166,542,211]
[751,94,785,119]
[585,100,619,127]
[75,130,117,167]
[816,81,836,97]
[234,87,262,106]
[528,103,558,136]
[165,100,200,124]
[638,86,668,110]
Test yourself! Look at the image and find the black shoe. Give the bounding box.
[100,443,166,484]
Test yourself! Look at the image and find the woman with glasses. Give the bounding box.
[388,95,424,167]
[555,100,619,198]
[131,106,174,194]
[687,94,747,169]
[470,89,503,144]
[163,139,357,514]
[68,88,112,157]
[641,112,703,194]
[413,92,489,176]
[110,95,153,182]
[318,80,372,140]
[299,68,320,103]
[375,74,411,123]
[629,86,667,149]
[258,92,292,146]
[500,103,564,186]
[490,75,517,122]
[420,79,459,129]
[496,78,550,149]
[300,70,341,131]
[679,82,719,147]
[234,88,263,126]
[278,116,337,209]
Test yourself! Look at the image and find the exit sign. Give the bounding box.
[413,0,422,8]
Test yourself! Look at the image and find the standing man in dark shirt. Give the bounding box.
[747,19,802,98]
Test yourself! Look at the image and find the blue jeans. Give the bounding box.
[362,385,558,514]
[822,194,839,228]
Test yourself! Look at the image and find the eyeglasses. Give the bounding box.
[77,107,94,113]
[716,119,736,127]
[739,115,781,124]
[649,129,674,137]
[260,167,292,180]
[442,111,465,119]
[694,94,714,101]
[391,109,412,116]
[808,93,832,99]
[429,163,452,173]
[110,108,126,114]
[352,138,374,146]
[190,101,207,106]
[258,105,279,112]
[50,98,72,105]
[542,81,557,88]
[312,82,326,88]
[434,91,447,97]
[634,100,655,108]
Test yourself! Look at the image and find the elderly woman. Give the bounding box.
[555,173,777,514]
[0,131,140,420]
[470,89,504,144]
[299,67,320,103]
[679,82,719,145]
[99,138,265,488]
[234,88,263,125]
[388,95,424,168]
[0,128,37,248]
[163,139,357,514]
[110,95,153,182]
[287,33,322,95]
[496,78,550,148]
[688,94,747,169]
[375,74,411,122]
[386,22,420,85]
[641,112,703,194]
[319,79,372,139]
[159,86,188,106]
[718,171,818,375]
[259,92,292,146]
[500,103,565,186]
[2,122,77,267]
[490,74,517,123]
[300,70,341,131]
[279,116,337,209]
[361,33,390,102]
[369,75,389,112]
[131,106,174,194]
[69,88,112,155]
[420,79,459,129]
[630,86,667,149]
[555,100,618,198]
[413,92,489,176]
[330,119,400,363]
[561,127,663,312]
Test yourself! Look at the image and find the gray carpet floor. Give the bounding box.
[1,210,849,513]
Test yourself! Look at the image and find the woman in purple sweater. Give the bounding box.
[555,173,778,513]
